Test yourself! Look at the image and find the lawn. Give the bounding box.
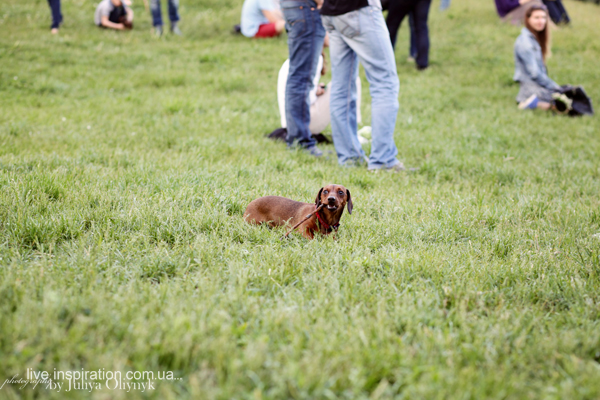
[1,0,600,398]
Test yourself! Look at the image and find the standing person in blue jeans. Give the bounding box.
[151,0,181,36]
[321,0,404,171]
[48,0,62,34]
[280,0,326,157]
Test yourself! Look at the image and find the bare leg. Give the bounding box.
[537,101,551,110]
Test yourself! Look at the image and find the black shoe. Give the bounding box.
[233,24,241,34]
[311,133,331,144]
[267,127,287,142]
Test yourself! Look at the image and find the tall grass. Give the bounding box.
[1,0,600,398]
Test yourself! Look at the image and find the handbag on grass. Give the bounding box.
[553,85,594,116]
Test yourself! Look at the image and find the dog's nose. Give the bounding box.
[327,196,336,203]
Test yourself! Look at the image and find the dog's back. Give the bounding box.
[244,196,311,227]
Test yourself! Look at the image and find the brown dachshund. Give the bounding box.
[244,184,353,239]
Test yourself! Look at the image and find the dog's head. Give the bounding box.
[315,184,352,215]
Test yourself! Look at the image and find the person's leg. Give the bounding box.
[356,75,362,125]
[281,1,325,151]
[413,0,431,69]
[408,11,417,59]
[48,0,62,31]
[537,102,552,110]
[150,0,163,27]
[386,0,413,49]
[440,0,451,11]
[254,23,281,38]
[323,17,365,164]
[168,0,180,24]
[342,6,401,169]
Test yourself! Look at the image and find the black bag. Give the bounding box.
[542,0,570,24]
[266,127,332,144]
[554,85,594,116]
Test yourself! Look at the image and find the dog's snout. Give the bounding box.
[327,196,336,203]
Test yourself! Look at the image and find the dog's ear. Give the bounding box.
[315,187,324,207]
[346,189,353,214]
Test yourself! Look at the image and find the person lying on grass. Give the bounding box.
[514,4,561,111]
[95,0,134,30]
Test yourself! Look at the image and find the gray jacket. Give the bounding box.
[513,27,560,90]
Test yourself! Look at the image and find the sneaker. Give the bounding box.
[518,94,539,110]
[171,23,182,35]
[233,24,242,34]
[154,25,163,37]
[368,162,406,173]
[304,146,323,157]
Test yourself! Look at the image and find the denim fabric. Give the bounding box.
[150,0,180,26]
[48,0,62,29]
[513,27,560,90]
[322,6,401,169]
[386,0,431,68]
[440,0,451,10]
[281,0,325,149]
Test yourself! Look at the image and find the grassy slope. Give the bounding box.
[1,0,600,398]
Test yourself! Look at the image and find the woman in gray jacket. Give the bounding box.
[513,4,560,110]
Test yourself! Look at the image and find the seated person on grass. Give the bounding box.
[95,0,134,30]
[514,5,560,110]
[240,0,285,38]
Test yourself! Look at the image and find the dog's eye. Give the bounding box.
[323,190,328,194]
[338,191,344,196]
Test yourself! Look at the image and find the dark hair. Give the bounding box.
[525,4,551,61]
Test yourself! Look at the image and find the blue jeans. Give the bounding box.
[150,0,180,27]
[322,5,401,169]
[281,0,325,149]
[386,0,432,68]
[48,0,62,29]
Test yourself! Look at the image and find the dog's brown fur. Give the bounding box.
[244,184,353,239]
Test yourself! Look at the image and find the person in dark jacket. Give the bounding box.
[513,4,559,110]
[495,0,543,25]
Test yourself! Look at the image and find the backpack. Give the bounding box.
[542,0,571,24]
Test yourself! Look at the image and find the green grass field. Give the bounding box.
[1,0,600,398]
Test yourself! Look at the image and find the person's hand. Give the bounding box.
[315,0,324,9]
[518,0,532,4]
[316,84,325,96]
